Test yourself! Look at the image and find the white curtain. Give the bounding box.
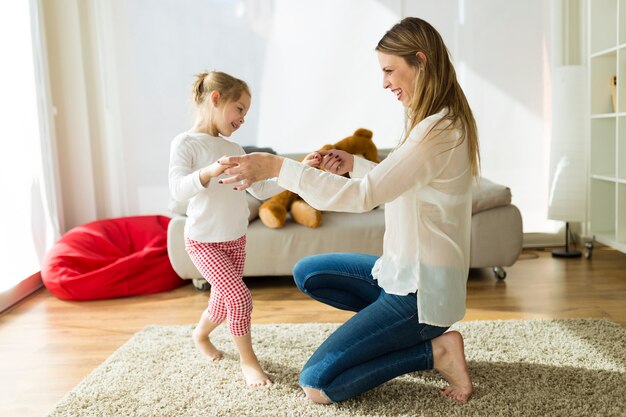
[0,0,61,300]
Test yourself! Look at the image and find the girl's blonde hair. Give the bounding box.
[192,71,250,107]
[376,17,480,177]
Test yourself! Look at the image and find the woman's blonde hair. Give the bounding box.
[376,17,480,177]
[192,71,250,107]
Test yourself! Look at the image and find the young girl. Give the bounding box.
[168,71,285,387]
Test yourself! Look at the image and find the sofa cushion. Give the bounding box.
[472,178,512,214]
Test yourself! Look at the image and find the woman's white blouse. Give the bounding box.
[277,109,473,327]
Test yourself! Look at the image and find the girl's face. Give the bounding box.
[215,92,251,137]
[377,52,417,107]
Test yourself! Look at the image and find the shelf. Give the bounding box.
[615,49,626,114]
[594,232,618,245]
[619,184,626,242]
[590,53,617,114]
[590,0,617,54]
[591,176,626,184]
[616,115,626,179]
[588,0,625,255]
[591,47,618,58]
[590,118,616,177]
[621,0,626,45]
[591,113,623,118]
[593,233,626,253]
[589,179,616,238]
[591,174,618,182]
[590,175,626,185]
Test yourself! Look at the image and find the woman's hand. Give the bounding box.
[318,149,354,176]
[218,152,285,191]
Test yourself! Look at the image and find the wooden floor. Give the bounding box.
[1,247,625,417]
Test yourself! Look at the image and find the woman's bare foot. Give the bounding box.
[432,331,473,404]
[240,359,273,388]
[192,328,223,361]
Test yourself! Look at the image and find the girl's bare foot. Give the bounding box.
[432,331,473,404]
[233,332,272,387]
[192,328,223,361]
[240,359,273,388]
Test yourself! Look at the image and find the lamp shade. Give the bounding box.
[548,65,586,222]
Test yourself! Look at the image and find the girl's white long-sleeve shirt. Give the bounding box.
[169,132,282,243]
[277,109,473,327]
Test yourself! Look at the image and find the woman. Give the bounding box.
[219,17,479,404]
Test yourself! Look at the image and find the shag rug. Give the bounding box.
[47,319,626,417]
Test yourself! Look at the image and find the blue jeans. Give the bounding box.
[293,253,448,402]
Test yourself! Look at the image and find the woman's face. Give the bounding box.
[377,52,417,107]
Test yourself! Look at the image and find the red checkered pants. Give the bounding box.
[185,235,252,336]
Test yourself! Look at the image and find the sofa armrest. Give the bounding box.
[166,215,200,279]
[472,178,512,214]
[470,204,523,268]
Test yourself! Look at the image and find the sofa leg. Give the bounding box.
[192,278,211,291]
[493,266,507,280]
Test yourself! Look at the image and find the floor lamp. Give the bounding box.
[547,66,586,258]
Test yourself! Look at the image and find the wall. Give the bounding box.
[403,0,553,236]
[41,0,559,238]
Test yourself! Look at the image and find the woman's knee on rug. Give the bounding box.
[298,358,339,394]
[300,386,333,404]
[298,360,334,404]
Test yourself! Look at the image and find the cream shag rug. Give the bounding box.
[47,319,626,417]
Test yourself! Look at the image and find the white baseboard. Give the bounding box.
[523,231,590,249]
[524,233,562,248]
[0,272,43,314]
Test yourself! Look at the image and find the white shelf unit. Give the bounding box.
[587,0,626,254]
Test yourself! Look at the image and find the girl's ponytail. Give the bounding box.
[193,71,210,106]
[192,71,250,107]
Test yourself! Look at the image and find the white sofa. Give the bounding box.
[167,156,523,290]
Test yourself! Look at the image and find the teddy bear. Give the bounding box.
[258,128,379,229]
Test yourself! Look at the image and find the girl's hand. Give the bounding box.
[199,157,233,186]
[301,152,322,168]
[318,149,354,175]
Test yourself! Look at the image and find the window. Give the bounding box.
[0,0,59,308]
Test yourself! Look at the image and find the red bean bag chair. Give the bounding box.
[41,215,187,301]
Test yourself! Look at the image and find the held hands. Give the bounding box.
[200,158,234,186]
[216,149,354,191]
[317,149,354,176]
[218,152,284,191]
[301,152,322,167]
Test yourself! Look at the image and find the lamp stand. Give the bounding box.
[552,221,582,258]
